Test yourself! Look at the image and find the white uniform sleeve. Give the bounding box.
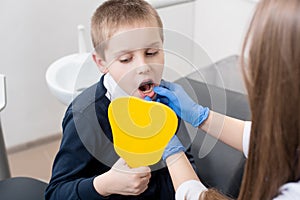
[243,121,252,158]
[273,181,300,200]
[175,180,207,200]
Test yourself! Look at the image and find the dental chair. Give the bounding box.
[176,55,250,198]
[0,74,48,200]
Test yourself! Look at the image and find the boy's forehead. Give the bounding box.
[104,27,163,60]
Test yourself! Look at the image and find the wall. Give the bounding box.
[0,0,103,148]
[193,0,257,62]
[157,2,196,81]
[0,0,257,148]
[0,0,195,149]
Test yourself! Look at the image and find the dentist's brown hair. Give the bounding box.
[239,0,300,199]
[203,0,300,199]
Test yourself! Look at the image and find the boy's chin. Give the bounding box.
[126,91,143,99]
[137,92,156,100]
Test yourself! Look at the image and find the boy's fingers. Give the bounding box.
[114,158,151,173]
[138,172,151,179]
[131,166,151,174]
[112,158,129,170]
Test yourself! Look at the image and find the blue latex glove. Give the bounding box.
[144,96,152,101]
[153,81,210,127]
[162,135,186,161]
[143,96,185,161]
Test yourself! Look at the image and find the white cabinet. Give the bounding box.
[152,1,197,81]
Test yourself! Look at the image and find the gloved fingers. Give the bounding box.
[144,94,171,112]
[144,96,152,101]
[159,79,171,88]
[172,83,184,91]
[144,94,168,105]
[155,95,169,105]
[159,80,180,91]
[153,86,178,102]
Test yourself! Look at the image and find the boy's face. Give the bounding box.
[93,23,164,99]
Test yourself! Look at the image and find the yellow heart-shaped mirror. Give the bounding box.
[108,97,178,168]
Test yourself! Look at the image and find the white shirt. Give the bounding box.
[243,121,252,158]
[103,73,129,100]
[176,121,300,200]
[273,181,300,199]
[176,180,207,200]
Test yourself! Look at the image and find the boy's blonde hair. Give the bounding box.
[91,0,163,55]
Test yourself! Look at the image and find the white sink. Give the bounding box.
[0,74,6,112]
[46,53,101,105]
[46,25,102,106]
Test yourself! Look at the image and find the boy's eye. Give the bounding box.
[146,49,159,56]
[119,56,132,63]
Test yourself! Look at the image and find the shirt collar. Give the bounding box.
[103,73,129,100]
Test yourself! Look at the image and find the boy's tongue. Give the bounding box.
[139,82,155,98]
[144,90,155,98]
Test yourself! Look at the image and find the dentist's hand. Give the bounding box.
[93,158,151,196]
[162,135,186,161]
[153,81,210,127]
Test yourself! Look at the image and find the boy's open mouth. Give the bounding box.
[139,80,153,93]
[138,80,155,98]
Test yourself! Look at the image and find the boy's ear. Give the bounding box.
[92,52,108,74]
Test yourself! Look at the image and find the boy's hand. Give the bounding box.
[152,81,210,127]
[93,158,151,196]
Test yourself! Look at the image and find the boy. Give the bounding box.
[45,0,196,199]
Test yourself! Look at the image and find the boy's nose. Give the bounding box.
[135,55,150,74]
[136,64,150,74]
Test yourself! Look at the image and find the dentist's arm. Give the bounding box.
[199,111,244,152]
[163,136,232,200]
[153,81,245,152]
[163,135,207,200]
[166,151,201,190]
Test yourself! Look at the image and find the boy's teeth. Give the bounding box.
[139,81,154,93]
[143,85,153,94]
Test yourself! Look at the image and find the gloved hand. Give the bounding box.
[143,96,185,161]
[162,135,186,161]
[153,81,210,127]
